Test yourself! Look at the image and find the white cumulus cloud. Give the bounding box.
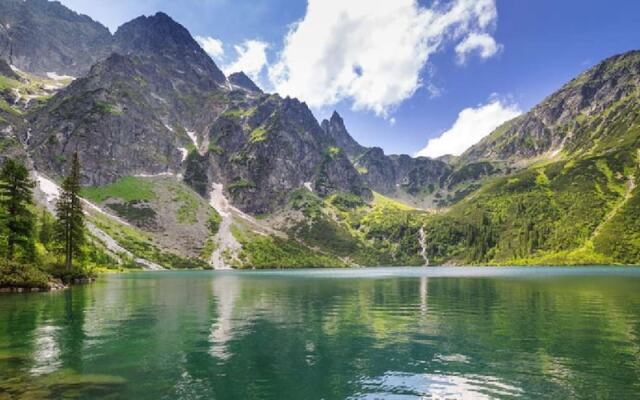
[455,32,502,64]
[416,99,521,158]
[196,36,225,59]
[268,0,499,116]
[223,40,269,82]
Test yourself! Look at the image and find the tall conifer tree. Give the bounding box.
[55,153,85,271]
[0,159,35,260]
[39,209,53,247]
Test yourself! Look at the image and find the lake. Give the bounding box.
[1,267,639,399]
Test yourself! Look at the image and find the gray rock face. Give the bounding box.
[17,4,371,213]
[0,0,112,76]
[463,50,640,162]
[390,154,452,196]
[354,147,396,193]
[206,95,371,214]
[319,113,453,199]
[355,147,451,196]
[0,58,18,80]
[320,111,366,160]
[0,3,228,84]
[228,72,263,93]
[112,12,226,87]
[26,12,233,185]
[27,54,186,184]
[0,58,27,163]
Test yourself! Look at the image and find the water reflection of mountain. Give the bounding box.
[0,271,639,399]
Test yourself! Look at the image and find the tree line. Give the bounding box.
[0,153,86,280]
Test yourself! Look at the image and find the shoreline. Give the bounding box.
[3,264,640,293]
[0,276,97,294]
[110,264,640,273]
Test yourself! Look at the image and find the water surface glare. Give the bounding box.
[1,267,640,399]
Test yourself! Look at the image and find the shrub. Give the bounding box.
[0,261,50,289]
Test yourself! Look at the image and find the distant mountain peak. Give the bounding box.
[114,12,200,53]
[228,72,263,93]
[0,0,112,76]
[462,49,640,163]
[153,11,172,19]
[113,11,226,84]
[321,111,366,160]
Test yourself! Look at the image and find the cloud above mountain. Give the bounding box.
[268,0,501,116]
[95,0,502,120]
[223,40,269,82]
[196,36,269,85]
[196,36,225,59]
[416,99,521,158]
[455,32,502,64]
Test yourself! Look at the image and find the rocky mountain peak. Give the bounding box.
[321,111,366,160]
[463,49,640,163]
[365,147,386,158]
[228,72,263,93]
[0,0,112,76]
[113,12,226,85]
[330,110,343,124]
[114,12,197,53]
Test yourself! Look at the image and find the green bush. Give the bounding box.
[0,261,50,289]
[48,263,97,284]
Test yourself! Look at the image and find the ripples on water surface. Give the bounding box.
[1,267,639,399]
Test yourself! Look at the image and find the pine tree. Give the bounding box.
[0,158,35,261]
[39,210,53,247]
[55,153,85,271]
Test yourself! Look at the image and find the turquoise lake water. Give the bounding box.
[1,267,639,399]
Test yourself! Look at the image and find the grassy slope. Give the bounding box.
[422,147,639,265]
[283,190,431,266]
[19,57,639,268]
[83,176,217,269]
[417,55,640,266]
[82,176,156,203]
[232,222,348,269]
[89,212,209,269]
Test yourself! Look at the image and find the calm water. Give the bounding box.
[1,267,640,399]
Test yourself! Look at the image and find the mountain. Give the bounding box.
[26,11,370,213]
[463,51,640,163]
[2,1,640,268]
[286,50,640,265]
[228,72,263,93]
[422,51,640,265]
[0,0,112,76]
[354,148,451,207]
[319,112,464,208]
[0,57,18,80]
[25,12,232,184]
[320,112,366,160]
[197,95,371,214]
[26,53,189,184]
[112,12,226,87]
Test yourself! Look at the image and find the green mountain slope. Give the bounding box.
[422,149,638,264]
[2,0,640,268]
[463,51,640,163]
[419,51,640,265]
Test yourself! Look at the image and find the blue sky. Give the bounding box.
[59,0,640,157]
